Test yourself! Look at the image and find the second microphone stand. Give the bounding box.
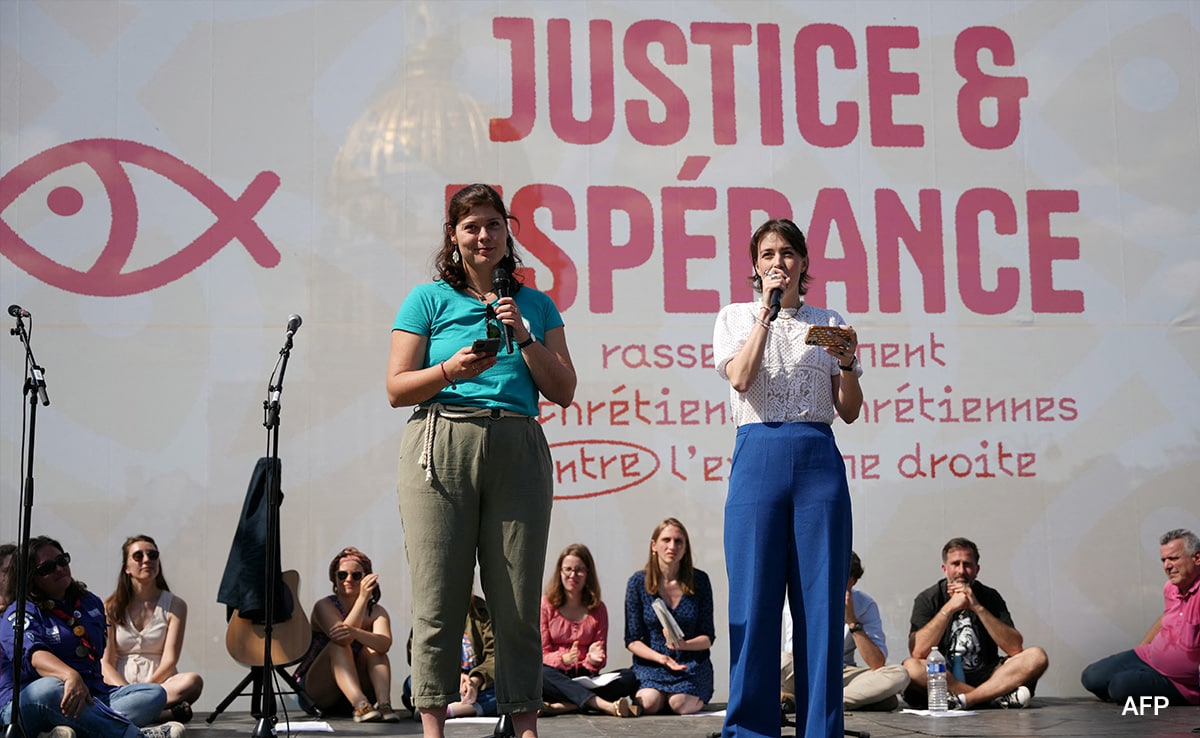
[251,326,296,738]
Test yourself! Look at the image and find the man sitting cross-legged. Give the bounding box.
[901,537,1048,710]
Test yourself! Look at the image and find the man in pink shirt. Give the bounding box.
[1081,528,1200,705]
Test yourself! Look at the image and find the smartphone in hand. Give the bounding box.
[471,337,501,355]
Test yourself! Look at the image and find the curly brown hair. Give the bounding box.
[434,183,525,294]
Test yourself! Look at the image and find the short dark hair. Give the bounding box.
[941,537,980,563]
[849,550,864,581]
[747,218,811,295]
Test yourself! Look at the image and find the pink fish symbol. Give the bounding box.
[0,138,280,296]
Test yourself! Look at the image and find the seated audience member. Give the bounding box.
[102,536,203,723]
[782,551,909,712]
[1082,528,1200,705]
[540,544,638,717]
[403,594,497,719]
[624,518,715,715]
[292,547,398,722]
[0,543,16,612]
[1,535,184,738]
[902,537,1048,709]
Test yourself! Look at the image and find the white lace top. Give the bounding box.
[713,302,862,426]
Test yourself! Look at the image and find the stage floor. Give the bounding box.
[192,697,1198,738]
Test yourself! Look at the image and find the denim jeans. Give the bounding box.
[1080,649,1187,704]
[1,678,166,738]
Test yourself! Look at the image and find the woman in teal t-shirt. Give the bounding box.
[386,183,576,738]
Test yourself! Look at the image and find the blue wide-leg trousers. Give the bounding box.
[722,422,852,738]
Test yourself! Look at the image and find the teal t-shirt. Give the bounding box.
[392,280,565,417]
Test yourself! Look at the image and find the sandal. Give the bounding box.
[352,702,382,723]
[613,696,637,718]
[375,703,401,723]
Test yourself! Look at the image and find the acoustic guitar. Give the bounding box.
[225,569,312,667]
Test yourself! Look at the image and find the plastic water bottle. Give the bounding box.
[927,646,948,712]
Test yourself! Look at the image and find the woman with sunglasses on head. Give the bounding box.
[387,183,576,738]
[101,536,203,724]
[291,547,398,722]
[540,544,638,718]
[0,536,184,738]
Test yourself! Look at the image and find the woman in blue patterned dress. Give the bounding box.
[623,518,714,715]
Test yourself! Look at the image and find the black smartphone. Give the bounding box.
[471,337,501,354]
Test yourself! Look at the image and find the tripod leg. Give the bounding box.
[274,666,323,717]
[206,670,257,723]
[250,668,265,717]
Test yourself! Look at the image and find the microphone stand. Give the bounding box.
[252,327,295,738]
[4,314,50,738]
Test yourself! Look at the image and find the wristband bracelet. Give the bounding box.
[440,361,456,389]
[839,358,857,372]
[517,335,535,349]
[754,317,771,330]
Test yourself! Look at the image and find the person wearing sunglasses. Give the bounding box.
[0,535,185,738]
[291,547,398,722]
[387,183,576,738]
[101,536,203,724]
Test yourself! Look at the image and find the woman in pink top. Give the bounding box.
[540,544,638,717]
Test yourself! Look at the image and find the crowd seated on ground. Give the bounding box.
[5,525,1185,727]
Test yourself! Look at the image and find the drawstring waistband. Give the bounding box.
[415,403,531,481]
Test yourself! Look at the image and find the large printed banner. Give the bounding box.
[1,1,1197,704]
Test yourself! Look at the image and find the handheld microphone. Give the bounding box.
[767,288,782,322]
[8,304,30,318]
[286,314,302,337]
[491,268,514,353]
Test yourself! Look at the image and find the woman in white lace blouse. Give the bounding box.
[712,218,863,738]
